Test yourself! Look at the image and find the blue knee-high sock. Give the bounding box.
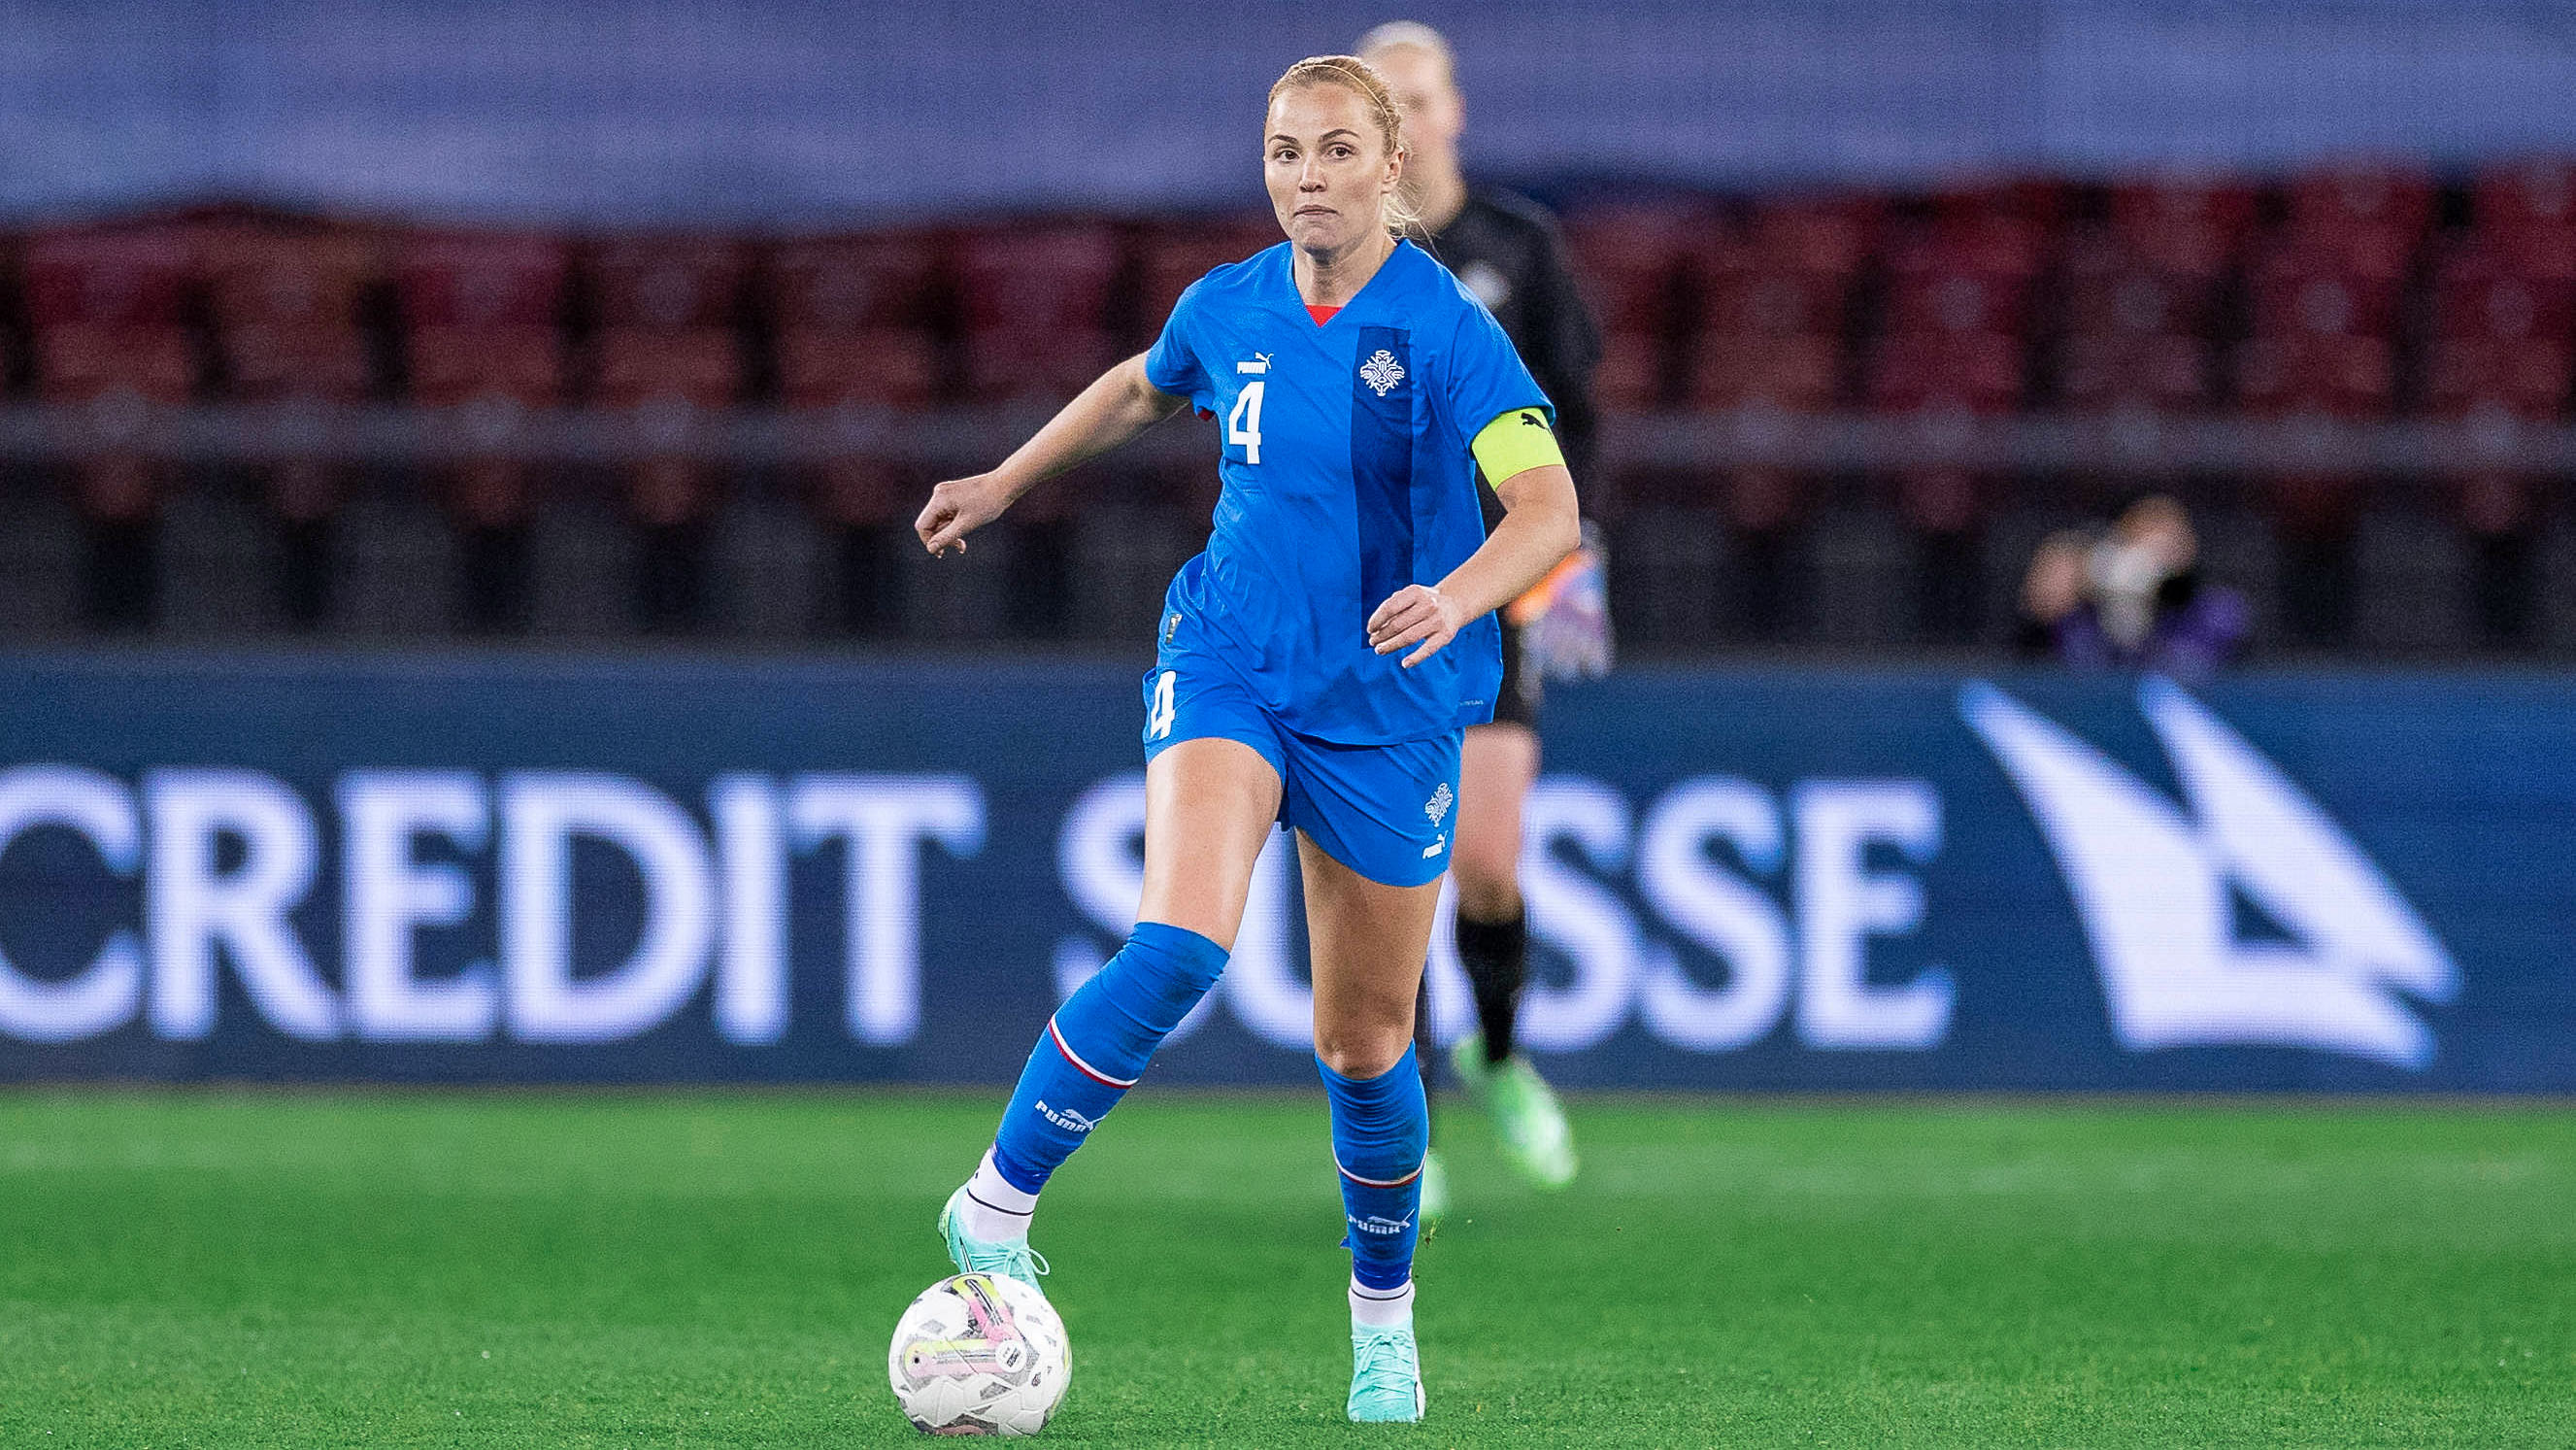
[1320,1045,1429,1291]
[987,921,1229,1196]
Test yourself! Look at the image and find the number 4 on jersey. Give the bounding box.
[1226,381,1264,464]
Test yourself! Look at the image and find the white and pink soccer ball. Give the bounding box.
[888,1273,1071,1436]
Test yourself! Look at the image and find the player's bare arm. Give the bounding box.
[1368,452,1579,667]
[915,353,1186,556]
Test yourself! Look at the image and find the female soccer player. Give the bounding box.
[912,53,1580,1426]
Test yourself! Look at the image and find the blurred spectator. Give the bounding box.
[2016,495,2248,681]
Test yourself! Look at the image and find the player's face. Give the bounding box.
[1265,83,1401,255]
[1367,45,1463,167]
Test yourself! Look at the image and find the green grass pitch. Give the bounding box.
[1,1091,2569,1447]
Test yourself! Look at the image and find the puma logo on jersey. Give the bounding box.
[1359,349,1406,396]
[1520,411,1547,429]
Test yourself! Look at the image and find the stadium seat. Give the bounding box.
[393,232,574,632]
[1564,203,1707,410]
[395,232,570,328]
[588,236,748,331]
[204,226,380,336]
[1880,214,2046,340]
[1688,332,1838,412]
[205,228,384,626]
[955,220,1121,401]
[22,222,200,329]
[2284,162,2436,243]
[2428,237,2575,341]
[1865,330,2024,414]
[2053,331,2211,412]
[766,230,948,331]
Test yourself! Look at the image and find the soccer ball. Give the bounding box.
[887,1273,1070,1436]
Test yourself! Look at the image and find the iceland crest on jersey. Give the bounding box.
[1961,679,2459,1069]
[1358,349,1406,396]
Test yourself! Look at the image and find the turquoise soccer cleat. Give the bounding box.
[1346,1324,1425,1423]
[937,1185,1051,1290]
[1452,1033,1578,1189]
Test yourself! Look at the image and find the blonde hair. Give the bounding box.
[1267,54,1419,237]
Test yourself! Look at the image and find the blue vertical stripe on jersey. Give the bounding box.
[1349,326,1416,617]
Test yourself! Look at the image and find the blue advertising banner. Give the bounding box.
[0,652,2569,1092]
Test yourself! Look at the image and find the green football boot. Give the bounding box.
[1417,1148,1450,1233]
[1346,1324,1425,1423]
[1451,1032,1578,1189]
[936,1185,1050,1290]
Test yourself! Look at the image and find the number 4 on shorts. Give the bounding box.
[1148,669,1177,740]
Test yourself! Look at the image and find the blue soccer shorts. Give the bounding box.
[1139,660,1462,889]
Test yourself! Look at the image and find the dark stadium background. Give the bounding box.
[7,0,2576,656]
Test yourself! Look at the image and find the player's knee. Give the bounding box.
[1314,1023,1414,1080]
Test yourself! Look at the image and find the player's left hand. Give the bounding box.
[1367,585,1468,668]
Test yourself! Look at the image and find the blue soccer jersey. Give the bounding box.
[1143,239,1552,745]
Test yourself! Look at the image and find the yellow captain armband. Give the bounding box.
[1470,408,1565,486]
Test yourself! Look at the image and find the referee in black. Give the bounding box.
[1359,20,1604,1218]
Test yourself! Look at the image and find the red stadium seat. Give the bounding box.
[956,220,1120,335]
[407,323,562,406]
[2245,244,2405,340]
[778,327,942,412]
[2284,163,2435,241]
[766,231,947,331]
[2055,224,2224,340]
[1879,213,2045,340]
[592,327,742,409]
[2427,239,2576,341]
[955,220,1121,401]
[1695,245,1852,340]
[1562,203,1704,340]
[2233,333,2393,418]
[1865,330,2023,412]
[23,223,200,328]
[589,236,748,329]
[1139,216,1281,329]
[2106,178,2257,278]
[395,233,570,328]
[204,226,378,328]
[2054,332,2212,412]
[1590,333,1667,413]
[36,322,197,403]
[203,227,382,407]
[1688,332,1839,411]
[2424,335,2570,419]
[2472,160,2576,234]
[1745,196,1881,279]
[225,321,372,402]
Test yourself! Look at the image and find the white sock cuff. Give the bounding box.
[958,1147,1037,1243]
[1349,1277,1416,1329]
[968,1148,1038,1213]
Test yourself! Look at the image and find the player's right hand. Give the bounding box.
[916,474,1012,556]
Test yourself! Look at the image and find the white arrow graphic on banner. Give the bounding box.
[1961,679,2458,1068]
